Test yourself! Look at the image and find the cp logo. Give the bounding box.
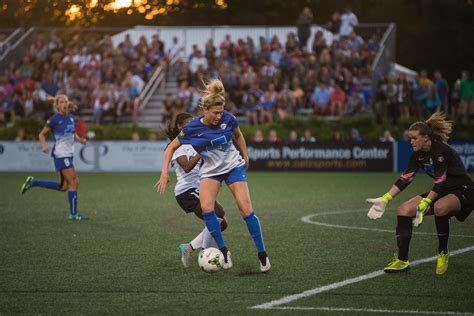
[79,143,108,165]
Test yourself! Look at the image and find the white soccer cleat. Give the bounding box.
[260,257,271,273]
[179,244,191,268]
[222,250,232,270]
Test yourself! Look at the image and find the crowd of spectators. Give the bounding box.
[1,6,473,132]
[162,6,473,129]
[164,6,378,126]
[374,69,474,125]
[0,30,166,126]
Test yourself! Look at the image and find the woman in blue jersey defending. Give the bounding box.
[165,112,228,268]
[20,94,89,221]
[156,79,270,272]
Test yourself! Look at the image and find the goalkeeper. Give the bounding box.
[366,113,473,275]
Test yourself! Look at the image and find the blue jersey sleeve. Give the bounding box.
[178,120,200,146]
[45,115,56,129]
[227,112,238,130]
[177,128,190,145]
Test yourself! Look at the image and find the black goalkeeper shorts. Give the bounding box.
[421,184,474,222]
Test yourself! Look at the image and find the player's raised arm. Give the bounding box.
[155,137,182,193]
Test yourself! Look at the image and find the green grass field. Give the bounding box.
[1,172,473,315]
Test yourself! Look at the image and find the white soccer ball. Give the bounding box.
[198,247,224,273]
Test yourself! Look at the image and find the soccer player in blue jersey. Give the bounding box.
[20,94,89,221]
[156,79,271,272]
[164,112,228,268]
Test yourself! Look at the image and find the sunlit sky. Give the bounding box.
[66,0,187,21]
[1,0,228,25]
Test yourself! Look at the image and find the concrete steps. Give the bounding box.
[137,72,179,130]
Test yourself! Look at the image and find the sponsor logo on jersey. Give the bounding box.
[220,123,227,130]
[206,135,230,152]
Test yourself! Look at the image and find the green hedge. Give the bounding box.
[0,118,152,141]
[240,115,406,141]
[87,125,152,140]
[1,116,473,141]
[239,115,474,141]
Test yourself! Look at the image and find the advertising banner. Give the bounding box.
[247,142,394,171]
[8,140,473,173]
[449,141,474,172]
[0,141,167,172]
[0,141,95,172]
[397,141,474,172]
[98,141,167,172]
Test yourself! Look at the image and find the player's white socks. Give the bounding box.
[202,227,213,248]
[190,232,204,250]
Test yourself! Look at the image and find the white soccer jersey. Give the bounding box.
[198,139,244,178]
[171,144,201,196]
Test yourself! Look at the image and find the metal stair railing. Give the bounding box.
[138,65,166,111]
[0,27,37,71]
[0,28,23,60]
[371,23,396,77]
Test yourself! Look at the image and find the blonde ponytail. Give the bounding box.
[46,95,56,103]
[409,112,452,143]
[68,100,78,112]
[425,112,452,142]
[200,79,226,109]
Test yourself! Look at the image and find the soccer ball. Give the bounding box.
[198,247,224,273]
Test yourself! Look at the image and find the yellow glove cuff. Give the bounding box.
[382,192,393,204]
[421,197,432,205]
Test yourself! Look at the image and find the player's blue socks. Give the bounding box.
[244,212,265,253]
[203,211,225,249]
[32,179,60,190]
[68,191,78,216]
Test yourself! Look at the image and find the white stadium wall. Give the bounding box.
[0,141,168,172]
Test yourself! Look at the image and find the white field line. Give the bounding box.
[269,306,474,315]
[251,245,474,310]
[301,210,474,238]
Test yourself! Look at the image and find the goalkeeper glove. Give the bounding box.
[413,197,432,227]
[366,193,392,220]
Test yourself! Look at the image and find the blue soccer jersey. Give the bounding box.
[177,111,245,178]
[46,113,76,158]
